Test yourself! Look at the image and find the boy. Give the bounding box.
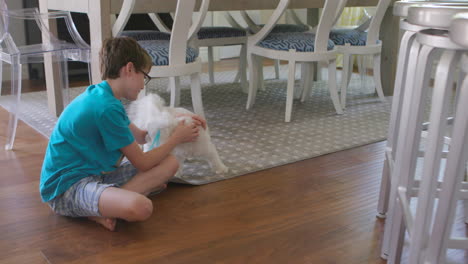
[40,37,206,231]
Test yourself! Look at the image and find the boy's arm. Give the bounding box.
[121,120,200,172]
[120,137,179,172]
[129,123,147,144]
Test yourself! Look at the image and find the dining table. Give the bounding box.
[38,0,398,117]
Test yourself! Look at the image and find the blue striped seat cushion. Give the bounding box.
[197,27,247,39]
[138,40,199,66]
[258,32,335,52]
[121,30,171,41]
[329,29,368,46]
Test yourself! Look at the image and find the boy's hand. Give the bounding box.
[176,113,207,130]
[136,129,148,145]
[170,120,199,144]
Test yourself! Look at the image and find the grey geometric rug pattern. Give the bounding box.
[0,65,391,185]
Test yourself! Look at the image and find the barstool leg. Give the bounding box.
[377,30,417,218]
[387,45,439,264]
[408,50,461,264]
[424,75,468,264]
[381,37,422,259]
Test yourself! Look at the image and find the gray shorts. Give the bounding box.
[47,162,137,217]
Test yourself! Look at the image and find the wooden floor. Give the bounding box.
[0,59,466,263]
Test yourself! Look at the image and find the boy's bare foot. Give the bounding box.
[148,183,167,197]
[88,216,116,231]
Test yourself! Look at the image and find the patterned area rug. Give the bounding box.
[0,66,391,185]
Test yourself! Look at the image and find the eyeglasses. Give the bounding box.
[140,70,152,85]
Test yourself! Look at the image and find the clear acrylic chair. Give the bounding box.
[0,2,90,150]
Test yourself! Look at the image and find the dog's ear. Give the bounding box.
[151,94,167,108]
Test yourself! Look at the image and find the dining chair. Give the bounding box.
[112,0,210,117]
[241,9,311,81]
[328,0,391,108]
[0,2,90,150]
[246,0,344,122]
[146,11,248,92]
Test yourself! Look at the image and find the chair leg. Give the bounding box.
[328,59,343,115]
[301,62,314,102]
[258,57,265,91]
[274,59,280,79]
[5,60,22,150]
[246,53,259,110]
[313,61,321,81]
[373,53,386,103]
[285,60,296,122]
[208,46,215,84]
[169,76,181,107]
[341,54,352,109]
[239,44,248,93]
[59,59,70,107]
[189,73,205,118]
[357,55,366,83]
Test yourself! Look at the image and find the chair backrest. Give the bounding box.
[112,0,210,65]
[366,0,392,44]
[224,11,245,30]
[286,9,311,30]
[314,0,345,51]
[148,13,171,33]
[248,0,290,45]
[249,0,344,53]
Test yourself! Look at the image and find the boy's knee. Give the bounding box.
[123,194,153,221]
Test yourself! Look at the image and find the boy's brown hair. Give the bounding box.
[99,37,153,80]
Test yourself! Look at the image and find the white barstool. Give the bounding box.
[380,5,468,264]
[377,1,468,220]
[417,13,468,264]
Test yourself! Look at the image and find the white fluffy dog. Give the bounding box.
[127,94,228,174]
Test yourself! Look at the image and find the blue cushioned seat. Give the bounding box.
[138,40,199,66]
[329,29,368,46]
[258,32,335,52]
[121,30,171,41]
[197,27,247,39]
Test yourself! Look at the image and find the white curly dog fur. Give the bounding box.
[127,94,228,174]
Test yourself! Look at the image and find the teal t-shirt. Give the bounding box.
[40,81,134,202]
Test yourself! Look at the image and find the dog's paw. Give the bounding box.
[214,165,229,174]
